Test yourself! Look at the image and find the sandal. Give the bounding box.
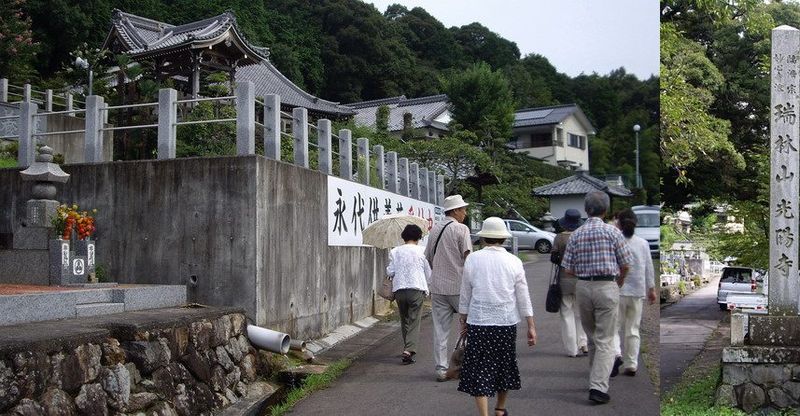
[495,408,508,416]
[401,351,416,364]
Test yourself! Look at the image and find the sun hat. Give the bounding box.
[443,194,469,212]
[558,208,583,231]
[476,217,511,239]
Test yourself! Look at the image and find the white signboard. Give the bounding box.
[327,176,443,247]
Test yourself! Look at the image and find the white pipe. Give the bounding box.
[247,324,290,354]
[289,339,307,351]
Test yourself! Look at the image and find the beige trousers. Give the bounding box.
[431,293,460,372]
[559,294,588,356]
[576,280,620,393]
[614,296,644,370]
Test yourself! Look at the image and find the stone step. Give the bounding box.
[76,302,125,317]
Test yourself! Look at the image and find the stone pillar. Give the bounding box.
[427,170,436,204]
[373,145,385,189]
[84,95,105,163]
[157,88,177,159]
[419,167,429,202]
[770,25,800,315]
[398,158,409,196]
[339,129,353,180]
[386,151,398,193]
[0,78,7,102]
[66,93,74,117]
[292,107,309,168]
[23,84,31,102]
[437,174,445,205]
[263,94,281,160]
[409,163,419,200]
[357,137,370,185]
[236,81,256,156]
[45,89,53,112]
[18,101,37,168]
[318,119,332,174]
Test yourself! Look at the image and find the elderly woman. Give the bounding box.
[551,208,589,357]
[458,217,536,416]
[386,224,431,364]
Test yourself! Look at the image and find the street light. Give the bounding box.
[633,124,641,188]
[75,57,93,96]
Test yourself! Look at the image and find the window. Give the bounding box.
[568,133,585,149]
[508,221,528,232]
[530,133,552,147]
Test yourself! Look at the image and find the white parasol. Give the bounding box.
[361,214,430,249]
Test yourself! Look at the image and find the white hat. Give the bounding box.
[477,217,511,239]
[443,194,469,211]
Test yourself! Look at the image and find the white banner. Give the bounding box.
[327,176,443,246]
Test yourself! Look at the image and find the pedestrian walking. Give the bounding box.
[457,217,536,416]
[386,224,431,364]
[551,208,588,357]
[612,209,656,376]
[424,194,473,382]
[561,191,633,404]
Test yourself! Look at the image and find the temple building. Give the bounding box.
[103,9,354,119]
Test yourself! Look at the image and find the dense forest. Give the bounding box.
[2,0,659,216]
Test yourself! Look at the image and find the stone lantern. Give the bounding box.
[539,211,556,233]
[15,146,69,249]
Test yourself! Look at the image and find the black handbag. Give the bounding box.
[545,264,562,313]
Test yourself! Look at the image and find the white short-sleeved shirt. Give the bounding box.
[387,244,431,293]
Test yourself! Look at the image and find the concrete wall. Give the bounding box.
[0,156,388,339]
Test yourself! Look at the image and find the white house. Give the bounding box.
[532,171,631,219]
[509,103,595,171]
[348,95,450,139]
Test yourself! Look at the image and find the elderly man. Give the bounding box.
[425,194,473,382]
[561,191,633,405]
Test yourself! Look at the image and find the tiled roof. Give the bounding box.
[348,95,450,132]
[236,63,355,117]
[532,171,632,197]
[514,103,596,132]
[107,9,269,62]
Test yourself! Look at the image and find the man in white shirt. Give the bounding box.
[425,195,473,382]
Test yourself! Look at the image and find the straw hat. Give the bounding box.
[477,217,511,239]
[443,194,469,211]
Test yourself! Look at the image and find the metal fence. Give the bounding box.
[0,79,446,205]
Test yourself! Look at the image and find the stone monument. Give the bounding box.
[717,25,800,412]
[15,146,69,249]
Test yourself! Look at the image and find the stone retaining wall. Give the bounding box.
[0,311,266,415]
[718,363,800,412]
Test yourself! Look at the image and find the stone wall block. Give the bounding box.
[164,327,189,359]
[212,315,232,347]
[101,339,126,366]
[180,347,211,383]
[236,335,251,359]
[0,360,21,412]
[235,381,247,397]
[124,339,171,375]
[151,367,176,398]
[769,387,794,408]
[225,339,244,364]
[210,365,226,392]
[215,346,235,372]
[100,363,131,410]
[74,383,108,416]
[40,387,76,416]
[147,401,179,416]
[723,364,750,386]
[14,351,50,397]
[738,382,766,413]
[125,392,159,413]
[751,365,790,387]
[10,398,44,415]
[792,365,800,382]
[189,321,213,350]
[229,314,246,337]
[785,381,800,401]
[224,367,241,391]
[133,330,151,342]
[125,362,142,386]
[715,384,735,408]
[172,382,216,416]
[224,388,237,404]
[240,354,257,382]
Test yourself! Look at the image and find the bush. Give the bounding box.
[678,280,688,295]
[692,276,702,288]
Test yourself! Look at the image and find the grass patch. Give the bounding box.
[269,358,352,416]
[661,363,745,416]
[0,158,16,168]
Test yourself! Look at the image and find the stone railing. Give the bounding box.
[0,78,84,113]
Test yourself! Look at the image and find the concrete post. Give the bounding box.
[292,107,309,168]
[437,174,445,205]
[45,89,53,112]
[373,145,385,189]
[157,88,177,159]
[17,102,37,167]
[84,95,105,163]
[339,129,353,180]
[263,94,281,160]
[65,93,74,116]
[419,167,428,202]
[386,152,398,193]
[23,84,31,102]
[398,158,409,196]
[357,138,370,185]
[318,119,332,174]
[769,25,800,314]
[0,79,7,102]
[409,163,419,200]
[236,81,255,155]
[427,170,437,204]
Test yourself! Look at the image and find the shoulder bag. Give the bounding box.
[429,221,453,269]
[545,264,562,313]
[378,275,394,301]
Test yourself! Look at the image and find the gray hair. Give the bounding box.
[584,191,610,217]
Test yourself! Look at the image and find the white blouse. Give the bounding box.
[620,236,656,298]
[387,244,431,293]
[459,246,534,326]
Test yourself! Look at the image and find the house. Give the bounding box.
[103,10,354,119]
[532,171,631,219]
[348,95,450,139]
[509,104,595,171]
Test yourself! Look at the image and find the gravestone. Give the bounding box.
[15,146,69,250]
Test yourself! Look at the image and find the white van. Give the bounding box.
[632,205,660,257]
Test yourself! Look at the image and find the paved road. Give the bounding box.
[659,276,726,394]
[289,254,659,415]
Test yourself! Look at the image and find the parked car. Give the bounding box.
[471,219,556,253]
[726,293,768,315]
[632,205,660,257]
[717,267,766,310]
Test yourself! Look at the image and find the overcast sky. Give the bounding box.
[365,0,659,80]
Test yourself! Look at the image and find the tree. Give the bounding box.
[0,0,39,83]
[376,105,390,134]
[401,130,491,194]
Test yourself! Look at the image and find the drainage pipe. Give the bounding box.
[289,339,307,352]
[246,324,290,354]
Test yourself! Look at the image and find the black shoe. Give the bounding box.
[494,408,509,416]
[610,356,623,377]
[401,351,416,365]
[589,389,610,404]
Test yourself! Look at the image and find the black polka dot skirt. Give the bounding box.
[457,324,521,397]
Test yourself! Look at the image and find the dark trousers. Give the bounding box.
[395,289,425,352]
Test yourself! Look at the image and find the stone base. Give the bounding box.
[719,345,800,412]
[12,227,51,250]
[25,199,59,228]
[749,316,800,346]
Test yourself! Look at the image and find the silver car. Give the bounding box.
[504,220,556,253]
